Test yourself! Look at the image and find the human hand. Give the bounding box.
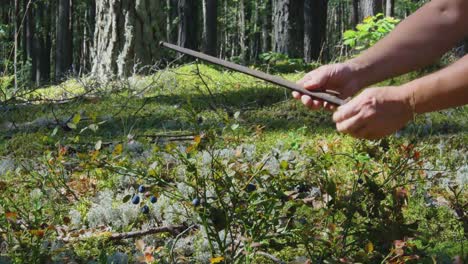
[293,62,363,111]
[332,86,413,140]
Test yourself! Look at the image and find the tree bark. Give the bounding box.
[385,0,395,17]
[272,0,304,58]
[55,0,72,81]
[92,0,163,79]
[249,0,261,61]
[35,0,52,85]
[272,0,290,55]
[238,0,246,61]
[304,0,328,63]
[358,0,382,21]
[14,0,19,90]
[202,0,217,56]
[261,0,271,53]
[177,0,199,50]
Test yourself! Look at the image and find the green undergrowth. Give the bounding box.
[0,64,466,263]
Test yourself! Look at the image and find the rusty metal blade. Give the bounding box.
[160,42,345,106]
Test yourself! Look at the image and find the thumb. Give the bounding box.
[303,72,328,91]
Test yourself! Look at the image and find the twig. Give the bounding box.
[256,251,286,264]
[108,224,187,240]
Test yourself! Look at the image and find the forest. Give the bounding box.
[0,0,467,263]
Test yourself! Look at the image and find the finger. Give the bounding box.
[301,96,322,110]
[303,74,328,91]
[335,112,364,134]
[350,124,371,139]
[292,91,302,99]
[333,98,360,123]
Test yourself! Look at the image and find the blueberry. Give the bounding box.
[131,195,140,205]
[150,196,157,204]
[357,178,364,185]
[141,205,149,214]
[138,185,145,193]
[192,198,201,207]
[246,183,257,193]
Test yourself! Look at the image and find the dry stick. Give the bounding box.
[160,42,346,106]
[256,251,286,264]
[108,225,186,240]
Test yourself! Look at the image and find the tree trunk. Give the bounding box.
[14,0,19,90]
[351,0,359,26]
[177,0,199,50]
[24,0,36,81]
[386,0,395,17]
[272,0,290,55]
[261,0,271,53]
[249,0,261,61]
[35,0,52,85]
[202,0,217,56]
[272,0,304,57]
[55,0,72,81]
[289,0,304,58]
[238,0,246,61]
[304,0,328,62]
[92,0,163,79]
[359,0,382,21]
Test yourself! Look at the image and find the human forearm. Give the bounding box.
[403,54,468,114]
[348,0,468,88]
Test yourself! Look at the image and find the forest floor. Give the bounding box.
[0,64,466,263]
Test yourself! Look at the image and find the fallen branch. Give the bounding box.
[108,224,187,240]
[256,251,286,264]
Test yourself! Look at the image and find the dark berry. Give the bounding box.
[141,205,149,214]
[138,185,145,193]
[131,195,140,205]
[192,198,201,207]
[150,196,157,204]
[357,178,364,185]
[246,183,257,193]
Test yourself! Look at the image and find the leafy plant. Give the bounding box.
[343,14,400,52]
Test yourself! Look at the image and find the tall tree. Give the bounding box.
[358,0,382,21]
[272,0,304,57]
[55,0,72,81]
[238,0,246,61]
[177,0,198,50]
[34,0,52,85]
[14,0,19,90]
[202,0,217,56]
[272,0,289,55]
[304,0,328,62]
[386,0,395,16]
[261,0,272,53]
[92,0,163,78]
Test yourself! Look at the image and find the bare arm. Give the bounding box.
[350,0,468,88]
[405,54,468,114]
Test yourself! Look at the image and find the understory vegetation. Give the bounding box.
[0,64,466,263]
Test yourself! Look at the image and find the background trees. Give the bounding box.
[0,0,453,86]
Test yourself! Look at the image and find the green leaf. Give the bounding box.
[231,124,239,131]
[67,122,77,130]
[72,113,81,124]
[343,30,356,39]
[51,126,59,136]
[122,194,131,203]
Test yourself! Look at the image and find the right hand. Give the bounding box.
[293,62,364,111]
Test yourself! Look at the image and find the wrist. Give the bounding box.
[344,59,374,89]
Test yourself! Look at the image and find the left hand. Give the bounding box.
[332,86,413,140]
